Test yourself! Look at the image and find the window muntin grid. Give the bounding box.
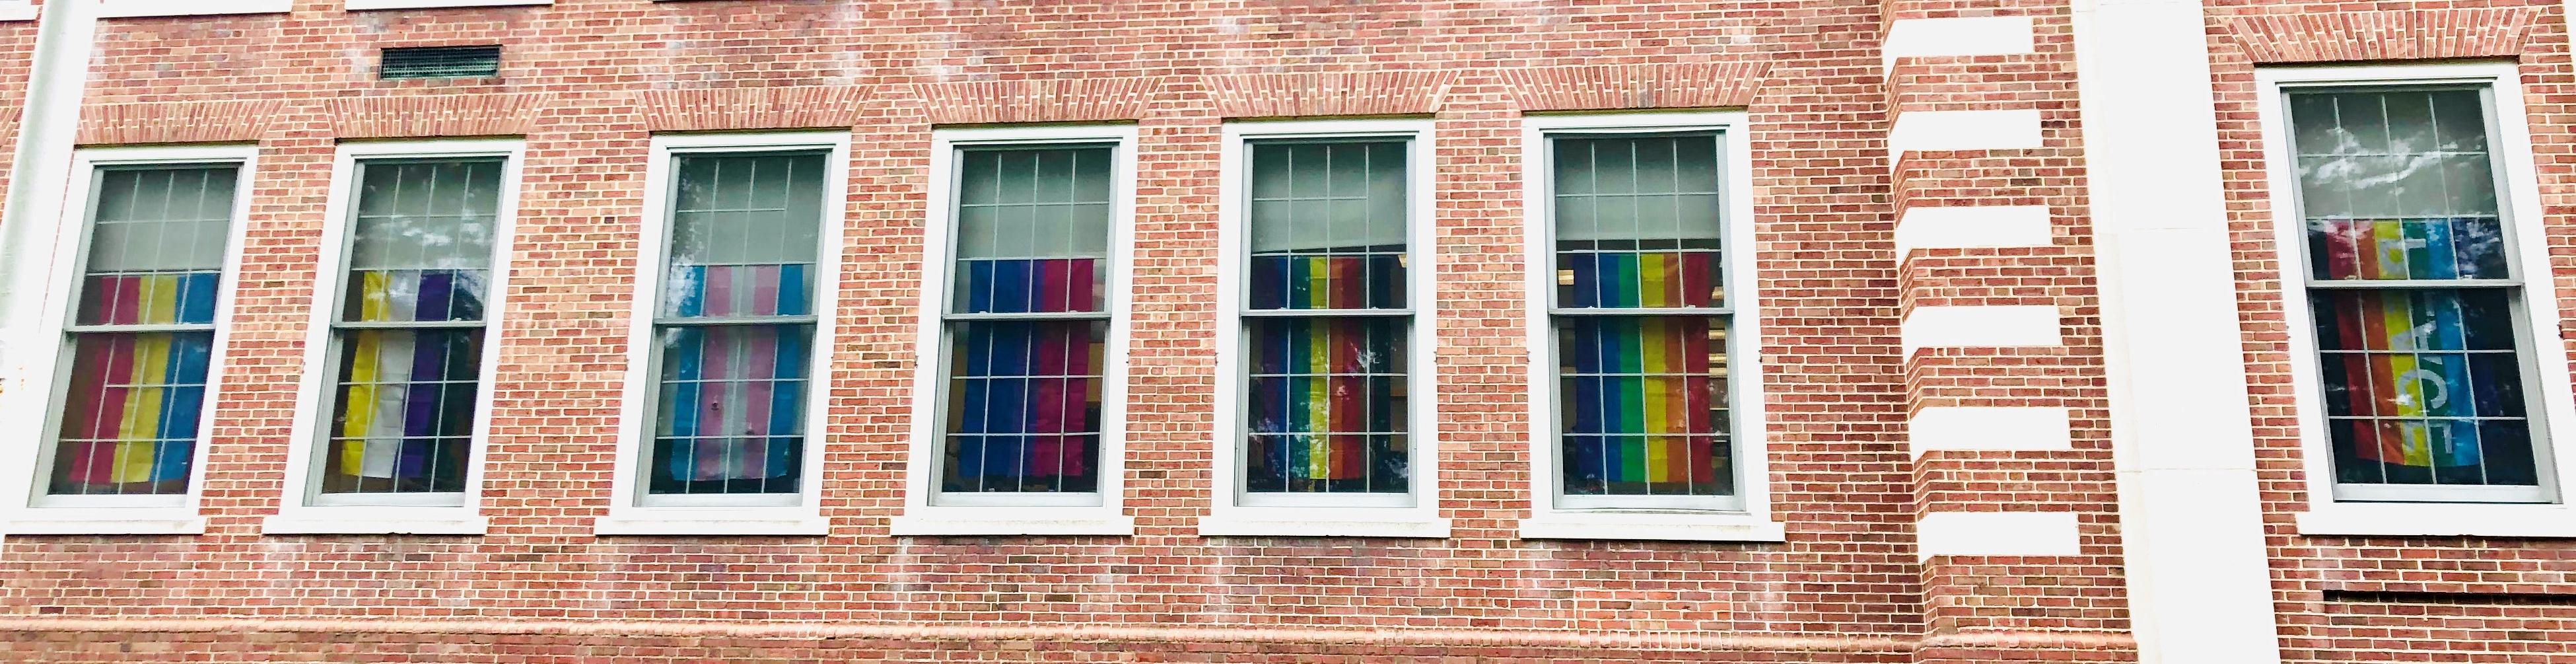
[939,146,1111,498]
[1547,133,1737,508]
[48,166,238,498]
[2286,87,2548,499]
[318,159,503,500]
[644,152,825,502]
[1237,139,1414,500]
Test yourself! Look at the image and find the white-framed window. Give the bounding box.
[891,124,1136,536]
[0,145,257,535]
[1515,112,1780,542]
[1198,119,1445,538]
[265,139,522,536]
[2260,62,2576,535]
[596,131,849,536]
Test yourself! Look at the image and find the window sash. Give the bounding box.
[635,149,829,507]
[1541,131,1741,511]
[1230,136,1420,507]
[39,164,243,505]
[2279,83,2556,503]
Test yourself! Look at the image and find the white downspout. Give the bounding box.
[0,0,98,410]
[0,0,100,527]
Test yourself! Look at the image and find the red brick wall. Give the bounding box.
[0,0,1974,661]
[2206,1,2576,662]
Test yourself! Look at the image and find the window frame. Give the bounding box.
[1515,111,1781,542]
[596,131,849,536]
[1197,118,1445,538]
[266,139,523,536]
[893,124,1138,536]
[2260,62,2576,523]
[0,145,257,535]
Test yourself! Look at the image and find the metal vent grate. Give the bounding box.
[380,46,501,80]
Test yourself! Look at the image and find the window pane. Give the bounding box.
[1553,135,1725,309]
[2292,89,2509,281]
[649,323,810,496]
[323,328,480,495]
[2311,288,2539,488]
[663,153,825,318]
[49,332,213,496]
[952,147,1113,314]
[76,167,236,326]
[1244,316,1409,494]
[942,319,1106,494]
[343,160,501,323]
[1247,141,1408,311]
[1556,316,1733,498]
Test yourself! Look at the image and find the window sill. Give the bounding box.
[593,509,828,536]
[889,513,1135,536]
[262,512,486,536]
[347,0,548,9]
[1517,513,1786,542]
[2296,503,2576,538]
[1,509,205,535]
[99,0,291,17]
[1196,515,1450,538]
[0,4,34,21]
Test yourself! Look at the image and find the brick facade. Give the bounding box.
[0,0,2558,661]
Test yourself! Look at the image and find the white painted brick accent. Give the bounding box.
[1882,15,2037,72]
[1909,406,2073,457]
[1887,108,2044,170]
[1899,305,2062,355]
[1893,204,2053,256]
[1916,511,2082,560]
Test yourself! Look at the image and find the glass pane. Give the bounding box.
[1554,316,1733,498]
[1553,135,1725,310]
[662,153,826,319]
[322,328,481,495]
[75,167,238,326]
[49,331,214,496]
[1245,141,1409,311]
[2310,287,2538,489]
[942,319,1107,494]
[648,323,812,496]
[1243,316,1409,494]
[341,160,501,323]
[2291,89,2509,282]
[952,146,1114,314]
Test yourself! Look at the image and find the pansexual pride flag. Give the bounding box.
[55,272,221,493]
[1560,316,1725,492]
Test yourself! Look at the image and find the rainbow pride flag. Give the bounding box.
[1247,318,1401,483]
[1559,250,1722,309]
[1247,254,1405,311]
[1562,316,1721,488]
